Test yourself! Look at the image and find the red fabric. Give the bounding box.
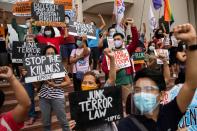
[36,35,64,54]
[58,27,75,44]
[0,112,24,131]
[102,26,139,75]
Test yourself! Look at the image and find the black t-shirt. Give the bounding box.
[118,98,184,131]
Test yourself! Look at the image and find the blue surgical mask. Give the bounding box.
[114,40,123,48]
[76,40,82,47]
[134,92,159,114]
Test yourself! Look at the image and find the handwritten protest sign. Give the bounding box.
[69,87,123,128]
[0,27,5,41]
[12,1,32,16]
[132,52,145,64]
[31,2,66,27]
[154,49,169,64]
[161,84,197,131]
[106,49,131,70]
[12,41,47,63]
[68,21,96,39]
[107,37,115,49]
[24,55,65,83]
[55,0,72,10]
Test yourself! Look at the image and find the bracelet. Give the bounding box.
[188,44,197,51]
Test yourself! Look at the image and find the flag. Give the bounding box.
[164,0,174,22]
[152,0,162,10]
[113,0,125,24]
[148,5,157,31]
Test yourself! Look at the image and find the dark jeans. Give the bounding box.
[73,73,82,92]
[90,47,100,70]
[24,83,36,118]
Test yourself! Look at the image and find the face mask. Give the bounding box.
[149,46,155,51]
[134,92,159,114]
[114,40,123,48]
[109,31,115,37]
[26,22,31,28]
[45,31,52,36]
[76,40,82,47]
[81,85,97,91]
[65,18,70,24]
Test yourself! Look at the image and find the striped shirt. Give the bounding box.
[39,77,65,99]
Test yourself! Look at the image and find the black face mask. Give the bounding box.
[0,90,5,109]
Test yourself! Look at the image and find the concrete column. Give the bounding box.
[76,0,83,22]
[187,0,196,29]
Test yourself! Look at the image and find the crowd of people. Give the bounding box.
[0,5,197,131]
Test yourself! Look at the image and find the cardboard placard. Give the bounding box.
[154,49,169,64]
[68,21,97,39]
[31,2,66,27]
[132,52,145,64]
[0,27,5,41]
[107,37,115,49]
[106,49,131,70]
[12,41,47,63]
[69,87,123,128]
[24,55,65,83]
[54,0,72,10]
[12,1,32,16]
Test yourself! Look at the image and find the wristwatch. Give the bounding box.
[188,44,197,51]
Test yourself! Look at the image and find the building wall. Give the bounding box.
[84,0,190,38]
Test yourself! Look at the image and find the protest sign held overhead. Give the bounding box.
[12,0,32,16]
[12,41,47,63]
[31,2,66,27]
[69,87,123,128]
[106,49,131,70]
[132,52,145,64]
[24,55,65,83]
[54,0,73,10]
[68,21,97,39]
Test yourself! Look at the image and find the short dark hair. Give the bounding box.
[134,68,166,91]
[108,26,115,32]
[44,26,55,38]
[43,45,58,55]
[113,32,124,39]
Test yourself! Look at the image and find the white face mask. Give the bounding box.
[65,17,70,24]
[45,31,52,36]
[114,40,123,48]
[149,46,155,51]
[26,22,31,28]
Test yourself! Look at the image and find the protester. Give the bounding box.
[102,18,138,104]
[0,66,30,130]
[35,45,71,131]
[70,35,90,91]
[59,15,76,76]
[118,23,197,131]
[69,48,116,130]
[88,14,106,70]
[20,67,36,125]
[36,26,66,54]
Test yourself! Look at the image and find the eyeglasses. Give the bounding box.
[133,86,159,93]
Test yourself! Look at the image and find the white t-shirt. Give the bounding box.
[71,48,90,73]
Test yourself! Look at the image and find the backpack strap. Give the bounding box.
[128,115,149,131]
